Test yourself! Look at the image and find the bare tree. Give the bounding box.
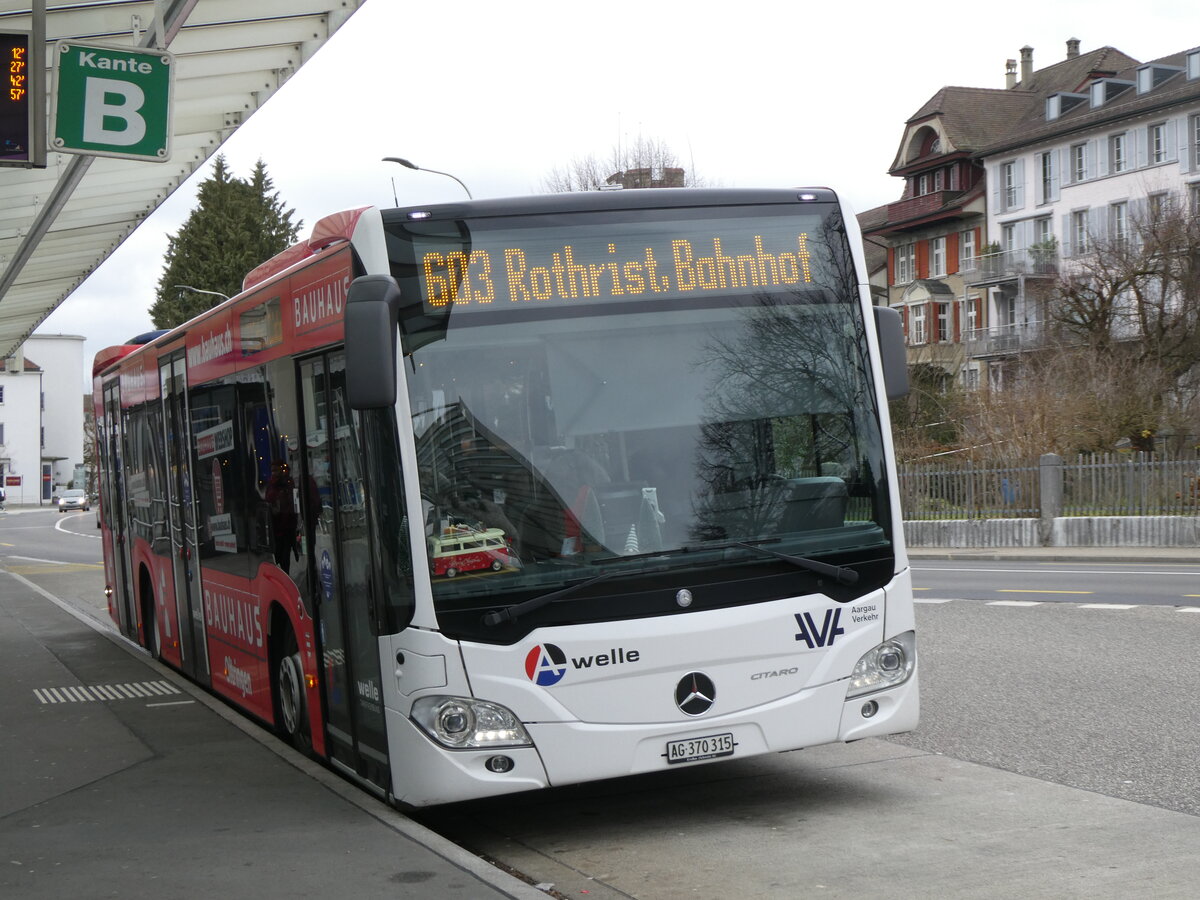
[1042,196,1200,449]
[542,134,706,192]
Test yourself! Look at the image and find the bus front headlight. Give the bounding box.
[845,631,916,698]
[411,696,532,749]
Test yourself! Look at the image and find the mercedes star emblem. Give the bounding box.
[675,671,716,716]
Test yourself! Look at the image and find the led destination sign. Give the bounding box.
[418,226,819,311]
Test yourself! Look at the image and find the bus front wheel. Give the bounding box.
[273,623,311,754]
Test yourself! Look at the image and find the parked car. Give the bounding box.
[57,489,91,512]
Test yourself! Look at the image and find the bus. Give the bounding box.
[93,188,917,807]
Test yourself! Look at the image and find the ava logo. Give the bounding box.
[794,608,845,649]
[525,643,568,686]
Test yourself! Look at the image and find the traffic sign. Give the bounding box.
[50,40,173,162]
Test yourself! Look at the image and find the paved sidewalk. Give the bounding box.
[0,568,544,900]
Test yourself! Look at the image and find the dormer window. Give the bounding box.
[1188,49,1200,80]
[1089,78,1135,108]
[1046,92,1088,120]
[1137,64,1184,93]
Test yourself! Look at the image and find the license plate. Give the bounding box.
[664,732,736,764]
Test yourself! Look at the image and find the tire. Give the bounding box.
[491,559,503,571]
[140,570,162,660]
[273,625,311,754]
[445,567,458,578]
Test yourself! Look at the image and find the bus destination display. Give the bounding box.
[419,227,818,311]
[1,31,30,162]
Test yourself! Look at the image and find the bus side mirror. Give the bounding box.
[346,275,402,409]
[873,306,909,400]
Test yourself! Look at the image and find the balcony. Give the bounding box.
[963,247,1059,286]
[884,190,965,226]
[962,321,1046,357]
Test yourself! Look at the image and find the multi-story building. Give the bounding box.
[864,40,1200,392]
[0,334,86,505]
[975,42,1200,388]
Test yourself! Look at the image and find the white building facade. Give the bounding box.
[0,334,86,505]
[973,46,1200,387]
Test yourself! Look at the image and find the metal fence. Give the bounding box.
[898,453,1200,520]
[1061,452,1200,517]
[898,460,1040,520]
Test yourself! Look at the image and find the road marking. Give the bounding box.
[5,562,104,575]
[988,600,1043,607]
[996,589,1093,595]
[914,597,957,604]
[1179,608,1200,613]
[913,566,1200,577]
[33,680,182,704]
[1077,603,1138,610]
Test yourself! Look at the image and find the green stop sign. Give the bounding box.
[51,40,173,161]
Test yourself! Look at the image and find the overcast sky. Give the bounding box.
[36,0,1195,382]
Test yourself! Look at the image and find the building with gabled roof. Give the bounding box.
[860,39,1200,394]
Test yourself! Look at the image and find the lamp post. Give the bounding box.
[383,157,473,199]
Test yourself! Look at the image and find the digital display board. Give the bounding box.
[1,30,31,164]
[415,218,825,313]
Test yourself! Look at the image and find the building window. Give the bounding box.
[0,385,4,404]
[1039,151,1057,202]
[1003,161,1018,208]
[1191,184,1200,216]
[895,243,915,284]
[1111,202,1129,245]
[936,302,951,342]
[1072,210,1090,255]
[0,422,4,445]
[1002,224,1017,254]
[917,174,929,195]
[1149,192,1169,224]
[1150,123,1168,164]
[1109,132,1127,173]
[930,237,946,277]
[1035,217,1053,245]
[911,304,927,344]
[965,297,979,337]
[1071,143,1088,182]
[1191,114,1200,169]
[959,229,976,270]
[933,169,944,191]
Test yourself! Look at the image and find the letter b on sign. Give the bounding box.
[51,41,173,161]
[83,78,147,145]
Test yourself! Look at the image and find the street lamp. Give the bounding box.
[383,157,473,199]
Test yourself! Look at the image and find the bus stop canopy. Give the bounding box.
[0,0,364,360]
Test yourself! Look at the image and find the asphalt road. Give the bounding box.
[912,558,1200,606]
[7,509,1200,899]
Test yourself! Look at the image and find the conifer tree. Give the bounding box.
[150,156,302,327]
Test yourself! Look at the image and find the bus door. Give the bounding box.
[299,352,389,792]
[101,380,137,640]
[159,352,210,684]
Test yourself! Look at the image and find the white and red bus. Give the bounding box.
[93,188,918,806]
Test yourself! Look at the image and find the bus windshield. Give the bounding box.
[385,200,892,640]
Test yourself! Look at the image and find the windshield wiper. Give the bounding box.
[598,538,858,585]
[730,541,859,586]
[481,570,617,627]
